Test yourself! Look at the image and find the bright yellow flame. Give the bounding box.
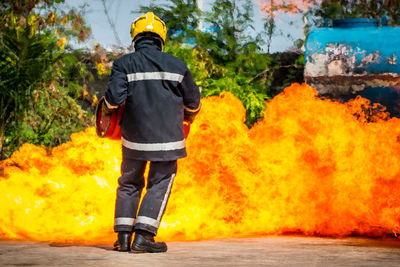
[1,83,400,244]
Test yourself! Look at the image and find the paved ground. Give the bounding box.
[1,236,400,266]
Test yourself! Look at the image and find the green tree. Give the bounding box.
[135,0,201,44]
[384,0,400,25]
[198,0,260,65]
[0,0,92,159]
[0,27,60,157]
[195,0,272,126]
[312,0,400,26]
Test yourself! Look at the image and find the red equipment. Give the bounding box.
[183,120,191,139]
[95,96,124,140]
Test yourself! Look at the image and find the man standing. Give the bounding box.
[102,12,201,253]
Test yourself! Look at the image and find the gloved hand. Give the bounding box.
[183,120,191,139]
[184,103,201,123]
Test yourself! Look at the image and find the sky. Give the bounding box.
[63,0,303,53]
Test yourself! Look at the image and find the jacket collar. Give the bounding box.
[134,38,162,51]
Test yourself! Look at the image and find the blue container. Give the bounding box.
[305,18,400,96]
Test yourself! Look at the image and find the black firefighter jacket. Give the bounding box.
[104,38,201,161]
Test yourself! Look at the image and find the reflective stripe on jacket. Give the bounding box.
[105,38,201,161]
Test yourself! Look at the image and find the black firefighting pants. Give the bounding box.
[114,156,177,235]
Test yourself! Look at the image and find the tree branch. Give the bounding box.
[101,0,123,47]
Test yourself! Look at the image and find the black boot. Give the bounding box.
[131,230,167,253]
[113,231,132,252]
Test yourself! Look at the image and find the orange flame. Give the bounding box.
[1,83,400,244]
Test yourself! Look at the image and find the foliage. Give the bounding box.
[0,1,91,42]
[0,0,92,159]
[165,43,272,127]
[2,84,92,158]
[135,0,201,44]
[312,0,400,26]
[199,0,262,65]
[202,74,268,126]
[0,27,60,158]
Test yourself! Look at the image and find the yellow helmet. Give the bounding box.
[131,12,167,44]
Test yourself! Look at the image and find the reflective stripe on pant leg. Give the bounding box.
[135,216,159,229]
[136,172,176,232]
[157,173,175,221]
[136,173,175,229]
[115,217,136,227]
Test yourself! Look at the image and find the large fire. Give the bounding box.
[1,83,400,244]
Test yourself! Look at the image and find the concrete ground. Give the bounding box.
[1,236,400,267]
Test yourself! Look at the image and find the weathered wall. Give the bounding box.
[305,25,400,117]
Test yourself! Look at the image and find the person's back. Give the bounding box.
[102,12,201,253]
[106,36,199,161]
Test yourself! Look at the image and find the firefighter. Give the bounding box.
[102,12,201,253]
